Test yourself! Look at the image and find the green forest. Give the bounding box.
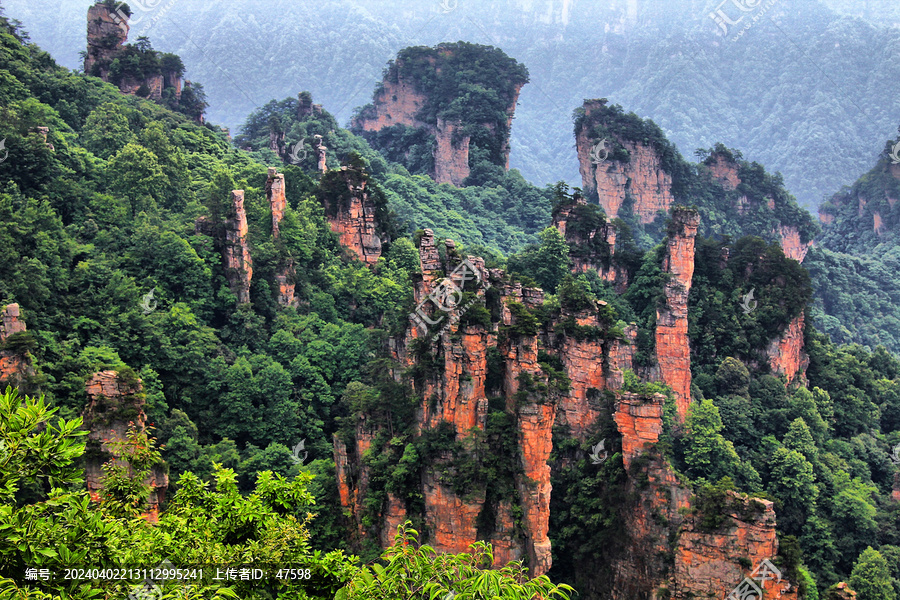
[3,3,900,600]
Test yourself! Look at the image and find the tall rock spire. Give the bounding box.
[654,207,700,421]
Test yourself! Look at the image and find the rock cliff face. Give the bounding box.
[353,61,523,186]
[0,303,35,391]
[552,196,628,291]
[223,190,253,304]
[767,313,808,384]
[324,168,383,265]
[84,3,183,102]
[433,118,471,187]
[576,100,675,223]
[778,225,812,262]
[595,391,799,600]
[266,168,297,307]
[330,199,799,596]
[81,371,168,522]
[654,207,700,422]
[84,3,128,79]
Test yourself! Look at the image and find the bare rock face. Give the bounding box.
[576,100,675,223]
[613,392,665,470]
[224,190,253,304]
[767,313,808,384]
[354,66,523,186]
[0,303,35,391]
[84,3,128,78]
[81,371,168,522]
[778,225,812,262]
[654,207,700,422]
[324,168,383,265]
[601,389,799,600]
[433,118,471,187]
[266,168,297,307]
[708,154,742,191]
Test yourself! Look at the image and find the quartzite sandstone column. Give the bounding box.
[655,207,700,421]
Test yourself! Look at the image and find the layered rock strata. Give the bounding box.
[324,168,383,265]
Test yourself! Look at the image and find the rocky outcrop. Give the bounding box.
[708,154,741,191]
[84,3,129,79]
[766,313,808,384]
[599,388,799,600]
[313,135,327,174]
[353,59,523,186]
[552,195,628,291]
[223,190,253,304]
[778,225,812,262]
[0,303,35,392]
[576,100,675,223]
[324,168,383,265]
[613,391,665,469]
[81,370,168,522]
[84,3,183,102]
[335,211,792,592]
[266,168,297,307]
[654,208,700,422]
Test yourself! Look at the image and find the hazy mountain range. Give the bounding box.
[6,0,900,209]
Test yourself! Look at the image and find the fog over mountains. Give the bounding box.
[8,0,900,208]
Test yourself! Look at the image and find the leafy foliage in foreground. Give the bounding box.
[336,523,574,600]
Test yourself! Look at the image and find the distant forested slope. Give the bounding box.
[6,0,900,210]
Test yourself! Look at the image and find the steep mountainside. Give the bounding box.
[4,5,900,600]
[807,132,900,353]
[574,99,819,256]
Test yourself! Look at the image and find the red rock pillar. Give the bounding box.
[655,207,700,422]
[224,190,253,304]
[267,168,297,307]
[81,371,168,522]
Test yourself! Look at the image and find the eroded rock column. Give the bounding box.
[655,207,700,421]
[224,190,253,304]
